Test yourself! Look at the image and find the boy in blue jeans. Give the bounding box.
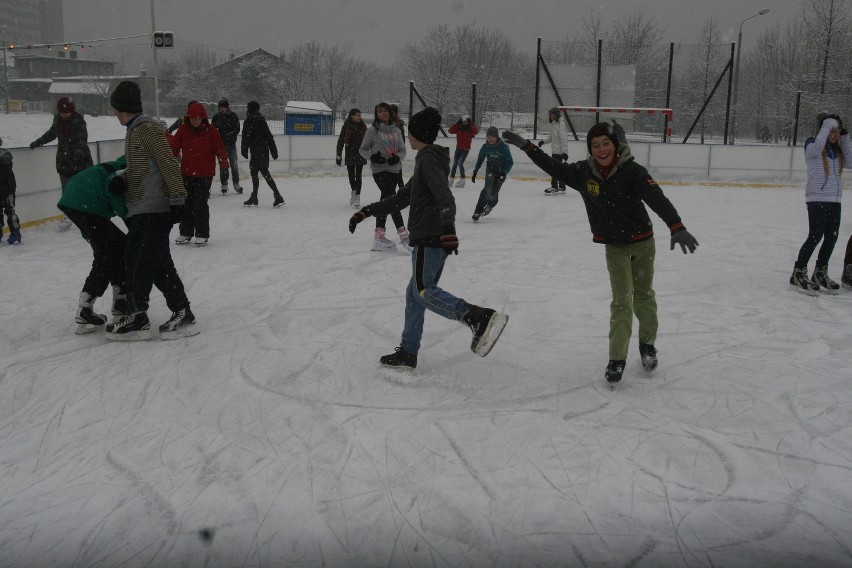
[348,107,509,369]
[471,126,513,221]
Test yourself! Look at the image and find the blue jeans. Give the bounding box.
[451,149,470,179]
[401,246,469,355]
[220,143,240,186]
[474,174,505,214]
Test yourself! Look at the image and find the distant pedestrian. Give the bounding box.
[29,96,94,231]
[358,102,408,251]
[470,126,513,221]
[241,101,284,208]
[448,115,478,188]
[106,79,198,341]
[336,107,368,208]
[170,102,230,247]
[0,136,21,245]
[539,107,570,194]
[211,98,242,194]
[789,112,852,295]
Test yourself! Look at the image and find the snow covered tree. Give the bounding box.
[168,47,220,104]
[803,0,851,94]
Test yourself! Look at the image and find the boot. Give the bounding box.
[790,266,819,296]
[813,265,840,295]
[75,292,107,335]
[371,227,396,252]
[272,193,285,208]
[462,304,509,357]
[243,193,259,207]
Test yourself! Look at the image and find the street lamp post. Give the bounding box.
[731,8,770,144]
[149,0,160,119]
[2,25,9,115]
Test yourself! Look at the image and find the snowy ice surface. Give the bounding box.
[1,123,852,566]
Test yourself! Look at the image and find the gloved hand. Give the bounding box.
[823,115,841,130]
[358,156,367,166]
[471,171,477,183]
[29,142,37,150]
[497,172,506,182]
[386,155,400,166]
[537,140,544,147]
[335,155,342,166]
[370,152,386,164]
[670,228,699,254]
[440,224,459,255]
[169,204,185,225]
[270,150,278,160]
[108,175,127,196]
[501,130,529,149]
[241,150,249,159]
[348,206,373,234]
[561,153,569,161]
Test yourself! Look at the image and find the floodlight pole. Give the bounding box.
[2,25,9,114]
[150,0,160,119]
[731,8,770,144]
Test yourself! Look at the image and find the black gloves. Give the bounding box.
[501,130,528,149]
[440,224,459,255]
[169,205,185,225]
[271,150,278,160]
[670,228,699,254]
[561,153,568,161]
[537,140,544,147]
[370,152,386,164]
[358,156,367,166]
[471,171,477,183]
[108,175,127,196]
[335,155,342,166]
[386,155,400,166]
[348,206,373,233]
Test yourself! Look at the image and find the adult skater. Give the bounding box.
[538,107,570,194]
[336,108,368,208]
[211,98,242,194]
[241,101,284,208]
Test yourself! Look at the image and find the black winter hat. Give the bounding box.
[348,108,361,117]
[110,80,143,113]
[486,126,499,138]
[586,121,620,155]
[218,98,229,108]
[247,101,260,114]
[408,107,441,144]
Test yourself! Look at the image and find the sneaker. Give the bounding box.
[842,264,852,290]
[234,184,244,194]
[58,217,74,232]
[243,195,258,207]
[159,308,200,340]
[7,228,21,245]
[380,346,417,369]
[193,237,208,247]
[398,227,412,251]
[462,305,509,357]
[220,182,228,194]
[813,266,840,295]
[606,360,626,387]
[790,267,819,296]
[175,235,192,245]
[482,205,493,217]
[639,342,658,371]
[273,194,285,208]
[105,311,151,341]
[454,179,465,188]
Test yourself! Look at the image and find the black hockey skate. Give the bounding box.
[380,346,417,369]
[605,360,625,388]
[639,343,657,371]
[463,305,509,357]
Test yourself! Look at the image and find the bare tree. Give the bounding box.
[805,0,850,94]
[682,19,725,142]
[313,45,374,117]
[168,47,220,104]
[402,24,461,114]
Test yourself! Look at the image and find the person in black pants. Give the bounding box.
[241,101,284,208]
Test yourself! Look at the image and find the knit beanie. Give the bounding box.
[218,98,229,108]
[486,126,499,138]
[186,102,208,119]
[57,96,75,113]
[408,107,441,144]
[110,81,143,113]
[587,122,620,155]
[247,101,260,114]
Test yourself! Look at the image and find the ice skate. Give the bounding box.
[352,194,360,208]
[639,342,657,371]
[370,228,397,252]
[790,267,819,296]
[6,228,21,245]
[220,182,228,194]
[159,308,200,340]
[350,191,356,206]
[272,194,285,208]
[813,266,840,295]
[463,305,509,357]
[380,346,417,370]
[175,235,192,245]
[606,360,626,388]
[397,226,412,251]
[75,292,107,335]
[842,264,852,290]
[193,237,208,247]
[111,285,129,324]
[243,194,259,207]
[234,184,244,194]
[454,178,465,188]
[58,217,73,232]
[105,311,152,341]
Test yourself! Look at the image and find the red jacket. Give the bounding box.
[448,121,478,150]
[170,120,229,178]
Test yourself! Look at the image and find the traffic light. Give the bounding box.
[152,32,174,49]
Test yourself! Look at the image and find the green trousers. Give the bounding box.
[605,238,658,360]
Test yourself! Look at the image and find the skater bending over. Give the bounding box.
[348,107,509,369]
[502,122,697,387]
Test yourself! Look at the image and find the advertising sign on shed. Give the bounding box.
[285,101,333,135]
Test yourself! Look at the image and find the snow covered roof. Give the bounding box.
[285,101,332,114]
[49,82,111,95]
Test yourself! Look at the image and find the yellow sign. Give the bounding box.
[294,123,315,132]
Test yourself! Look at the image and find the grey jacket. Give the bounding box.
[359,122,406,174]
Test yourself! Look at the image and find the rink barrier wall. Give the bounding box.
[5,136,806,229]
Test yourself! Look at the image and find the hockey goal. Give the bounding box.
[557,106,674,141]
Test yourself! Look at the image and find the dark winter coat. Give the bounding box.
[448,120,478,150]
[31,111,94,176]
[170,121,230,178]
[241,112,278,171]
[363,144,454,246]
[336,117,368,166]
[0,148,15,199]
[211,110,241,146]
[57,156,128,219]
[525,143,683,245]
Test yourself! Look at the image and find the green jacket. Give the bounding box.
[57,156,128,219]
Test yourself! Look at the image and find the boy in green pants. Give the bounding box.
[502,122,698,387]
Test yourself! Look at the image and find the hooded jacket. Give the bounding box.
[171,105,230,178]
[336,117,368,167]
[362,144,454,246]
[803,119,852,204]
[121,114,186,217]
[31,111,94,175]
[241,110,278,170]
[57,156,128,219]
[359,122,406,174]
[523,141,683,245]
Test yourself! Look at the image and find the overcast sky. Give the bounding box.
[63,0,803,66]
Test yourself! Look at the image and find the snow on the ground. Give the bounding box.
[1,166,851,566]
